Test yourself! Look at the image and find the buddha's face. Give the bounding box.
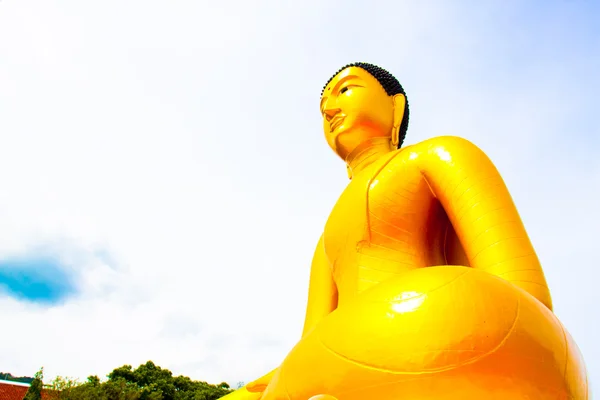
[320,67,395,159]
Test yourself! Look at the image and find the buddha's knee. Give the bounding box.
[316,266,562,373]
[278,266,576,399]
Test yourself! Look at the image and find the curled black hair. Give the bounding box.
[321,62,409,148]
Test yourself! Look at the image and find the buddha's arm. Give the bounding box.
[301,234,339,337]
[405,136,553,310]
[242,235,337,395]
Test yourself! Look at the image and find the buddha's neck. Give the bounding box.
[345,137,392,178]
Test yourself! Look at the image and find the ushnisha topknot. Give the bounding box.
[320,62,410,148]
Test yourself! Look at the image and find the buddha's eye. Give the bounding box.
[340,87,349,94]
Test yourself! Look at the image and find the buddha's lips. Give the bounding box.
[330,116,345,132]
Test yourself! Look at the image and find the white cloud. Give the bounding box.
[0,0,598,390]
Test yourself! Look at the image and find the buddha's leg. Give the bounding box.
[261,266,587,400]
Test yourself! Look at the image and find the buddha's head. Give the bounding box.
[319,62,409,161]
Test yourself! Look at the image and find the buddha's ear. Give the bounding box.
[392,94,406,130]
[390,94,406,148]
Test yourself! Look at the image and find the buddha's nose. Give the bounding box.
[323,108,341,121]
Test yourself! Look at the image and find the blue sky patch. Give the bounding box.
[0,257,77,305]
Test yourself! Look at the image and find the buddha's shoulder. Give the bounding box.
[386,136,484,166]
[405,135,480,153]
[367,136,484,183]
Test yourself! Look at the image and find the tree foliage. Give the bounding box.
[44,361,233,400]
[23,367,44,400]
[0,372,34,384]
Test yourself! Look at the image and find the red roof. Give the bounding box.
[0,381,53,400]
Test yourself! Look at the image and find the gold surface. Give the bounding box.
[221,64,588,400]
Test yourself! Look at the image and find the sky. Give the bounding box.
[0,0,598,392]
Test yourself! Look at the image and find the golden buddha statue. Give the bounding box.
[221,63,588,399]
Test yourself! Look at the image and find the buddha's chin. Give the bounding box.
[332,131,356,159]
[325,137,344,159]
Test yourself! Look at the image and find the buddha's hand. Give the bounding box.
[246,368,278,394]
[257,370,339,400]
[255,368,289,400]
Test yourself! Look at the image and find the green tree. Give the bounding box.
[48,376,83,400]
[0,372,34,384]
[20,361,233,400]
[23,367,44,400]
[86,375,100,387]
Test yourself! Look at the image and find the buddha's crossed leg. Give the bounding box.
[260,266,584,400]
